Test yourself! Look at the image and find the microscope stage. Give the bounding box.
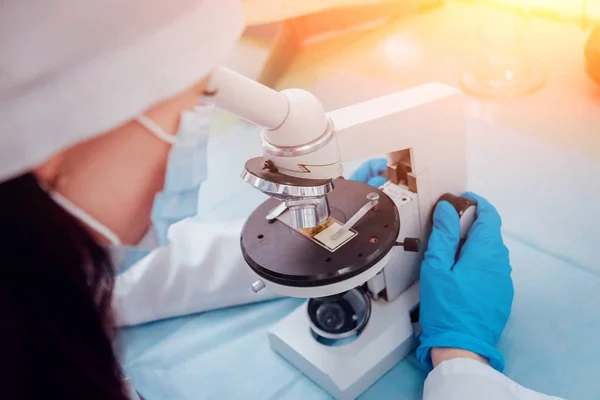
[240,178,400,289]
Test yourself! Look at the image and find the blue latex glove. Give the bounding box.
[349,158,387,188]
[416,192,514,372]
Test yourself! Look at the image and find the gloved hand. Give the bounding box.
[349,158,387,188]
[416,192,514,373]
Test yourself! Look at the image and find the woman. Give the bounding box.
[0,0,253,398]
[0,1,386,398]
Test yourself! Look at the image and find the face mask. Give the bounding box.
[110,228,159,273]
[139,105,212,247]
[51,104,213,271]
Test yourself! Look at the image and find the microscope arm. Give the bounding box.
[328,84,468,240]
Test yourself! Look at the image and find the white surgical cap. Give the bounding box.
[0,0,245,182]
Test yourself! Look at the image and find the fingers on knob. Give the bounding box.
[426,201,461,270]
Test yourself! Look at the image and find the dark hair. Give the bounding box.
[0,173,129,399]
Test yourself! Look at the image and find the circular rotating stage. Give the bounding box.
[240,178,400,288]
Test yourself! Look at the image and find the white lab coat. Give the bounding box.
[112,217,281,327]
[424,358,565,400]
[113,219,564,400]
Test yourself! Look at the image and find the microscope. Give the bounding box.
[202,67,473,400]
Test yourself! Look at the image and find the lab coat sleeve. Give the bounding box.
[112,218,282,327]
[423,358,565,400]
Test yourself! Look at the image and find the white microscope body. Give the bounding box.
[202,67,468,400]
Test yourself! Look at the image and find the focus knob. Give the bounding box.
[435,193,478,262]
[396,237,421,252]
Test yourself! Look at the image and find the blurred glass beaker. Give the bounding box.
[461,0,545,98]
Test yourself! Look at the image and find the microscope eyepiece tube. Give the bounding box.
[203,66,330,152]
[203,66,289,130]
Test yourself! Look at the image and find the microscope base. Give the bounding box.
[268,282,420,400]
